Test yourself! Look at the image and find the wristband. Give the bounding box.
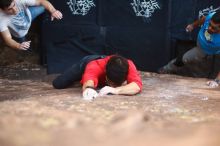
[85,86,95,89]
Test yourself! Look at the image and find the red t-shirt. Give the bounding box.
[80,56,142,90]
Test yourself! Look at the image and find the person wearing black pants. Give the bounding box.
[52,55,106,89]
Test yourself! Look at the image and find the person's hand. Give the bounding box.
[82,88,98,101]
[51,10,63,21]
[185,24,194,32]
[206,80,219,88]
[19,41,31,50]
[99,86,118,96]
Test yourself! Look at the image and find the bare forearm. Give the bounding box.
[1,31,20,49]
[37,0,62,20]
[37,0,56,13]
[4,38,20,50]
[192,16,206,28]
[82,80,95,91]
[115,82,141,95]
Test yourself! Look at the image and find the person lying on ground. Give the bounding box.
[52,55,142,100]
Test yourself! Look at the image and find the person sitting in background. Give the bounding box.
[52,55,142,100]
[159,10,220,88]
[0,0,62,50]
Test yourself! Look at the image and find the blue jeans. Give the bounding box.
[53,55,106,89]
[29,6,45,21]
[15,6,45,43]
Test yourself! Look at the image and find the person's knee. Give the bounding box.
[174,55,184,67]
[182,52,193,64]
[182,54,204,64]
[52,78,66,89]
[38,6,45,13]
[29,6,45,21]
[174,60,184,67]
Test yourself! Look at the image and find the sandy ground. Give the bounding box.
[0,67,220,146]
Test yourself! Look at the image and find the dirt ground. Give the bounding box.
[0,62,220,146]
[0,42,220,146]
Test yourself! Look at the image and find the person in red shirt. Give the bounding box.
[53,55,142,100]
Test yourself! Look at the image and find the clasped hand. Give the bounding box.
[82,88,98,101]
[82,86,118,101]
[185,24,194,32]
[99,86,118,96]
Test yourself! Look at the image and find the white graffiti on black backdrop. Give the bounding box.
[67,0,95,16]
[199,5,220,18]
[131,0,160,19]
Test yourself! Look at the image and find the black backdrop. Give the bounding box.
[41,0,219,74]
[170,0,220,40]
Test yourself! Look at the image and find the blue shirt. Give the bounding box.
[198,12,220,55]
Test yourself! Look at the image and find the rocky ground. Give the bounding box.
[0,67,220,146]
[0,43,220,146]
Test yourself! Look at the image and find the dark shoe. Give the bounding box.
[158,66,173,74]
[158,59,180,74]
[158,64,181,74]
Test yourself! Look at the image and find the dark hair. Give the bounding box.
[212,10,220,24]
[106,55,129,86]
[0,0,13,9]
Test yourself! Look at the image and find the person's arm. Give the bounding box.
[186,16,206,32]
[99,82,140,96]
[80,61,102,97]
[35,0,63,20]
[0,30,30,50]
[115,82,140,95]
[82,80,95,91]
